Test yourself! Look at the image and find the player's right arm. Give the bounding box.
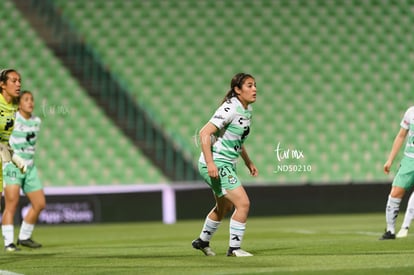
[201,100,235,178]
[199,122,219,178]
[384,127,408,174]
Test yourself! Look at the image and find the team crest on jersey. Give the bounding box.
[228,175,237,184]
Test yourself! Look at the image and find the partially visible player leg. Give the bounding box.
[224,186,253,256]
[380,185,405,240]
[380,195,401,240]
[2,184,21,251]
[397,191,414,238]
[193,164,232,256]
[2,224,16,251]
[192,215,220,256]
[192,195,232,256]
[198,216,221,243]
[17,188,45,248]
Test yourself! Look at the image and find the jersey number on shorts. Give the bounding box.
[219,166,232,177]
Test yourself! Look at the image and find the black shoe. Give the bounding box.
[4,243,21,252]
[17,238,42,248]
[192,238,215,256]
[379,230,396,240]
[226,246,238,256]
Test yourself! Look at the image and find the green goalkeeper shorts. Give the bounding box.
[3,163,42,193]
[198,160,241,197]
[392,156,414,190]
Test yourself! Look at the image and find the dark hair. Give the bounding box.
[0,68,17,83]
[221,73,254,104]
[0,69,18,94]
[18,90,32,103]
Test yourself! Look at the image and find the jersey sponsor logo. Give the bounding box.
[237,117,249,125]
[241,126,250,140]
[213,115,225,120]
[4,118,14,131]
[26,132,36,144]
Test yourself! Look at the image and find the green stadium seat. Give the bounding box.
[1,0,168,186]
[38,0,414,184]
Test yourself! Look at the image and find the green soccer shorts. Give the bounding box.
[198,160,241,197]
[3,163,42,193]
[392,156,414,190]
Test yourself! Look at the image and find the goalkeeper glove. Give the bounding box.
[0,143,11,162]
[0,143,27,173]
[12,153,27,173]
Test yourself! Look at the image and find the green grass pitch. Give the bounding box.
[1,213,414,274]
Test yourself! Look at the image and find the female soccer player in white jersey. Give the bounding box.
[2,90,45,251]
[380,106,414,240]
[192,73,258,256]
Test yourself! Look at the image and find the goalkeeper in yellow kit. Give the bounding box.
[0,69,27,250]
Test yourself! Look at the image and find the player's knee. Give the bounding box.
[33,201,46,212]
[38,202,46,211]
[237,199,250,212]
[4,200,19,212]
[390,186,405,198]
[231,201,250,222]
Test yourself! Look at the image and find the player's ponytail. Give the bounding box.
[221,73,253,104]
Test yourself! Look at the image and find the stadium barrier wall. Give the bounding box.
[0,182,396,225]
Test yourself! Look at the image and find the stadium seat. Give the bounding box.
[29,0,414,184]
[1,0,168,186]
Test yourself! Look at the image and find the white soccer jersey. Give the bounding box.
[199,97,252,165]
[400,106,414,158]
[9,112,41,167]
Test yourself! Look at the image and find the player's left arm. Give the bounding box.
[241,145,258,176]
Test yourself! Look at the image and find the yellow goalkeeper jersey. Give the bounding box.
[0,93,18,145]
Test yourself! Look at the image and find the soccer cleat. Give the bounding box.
[396,227,409,238]
[227,247,253,257]
[17,238,42,248]
[192,238,216,256]
[379,230,396,240]
[4,243,21,252]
